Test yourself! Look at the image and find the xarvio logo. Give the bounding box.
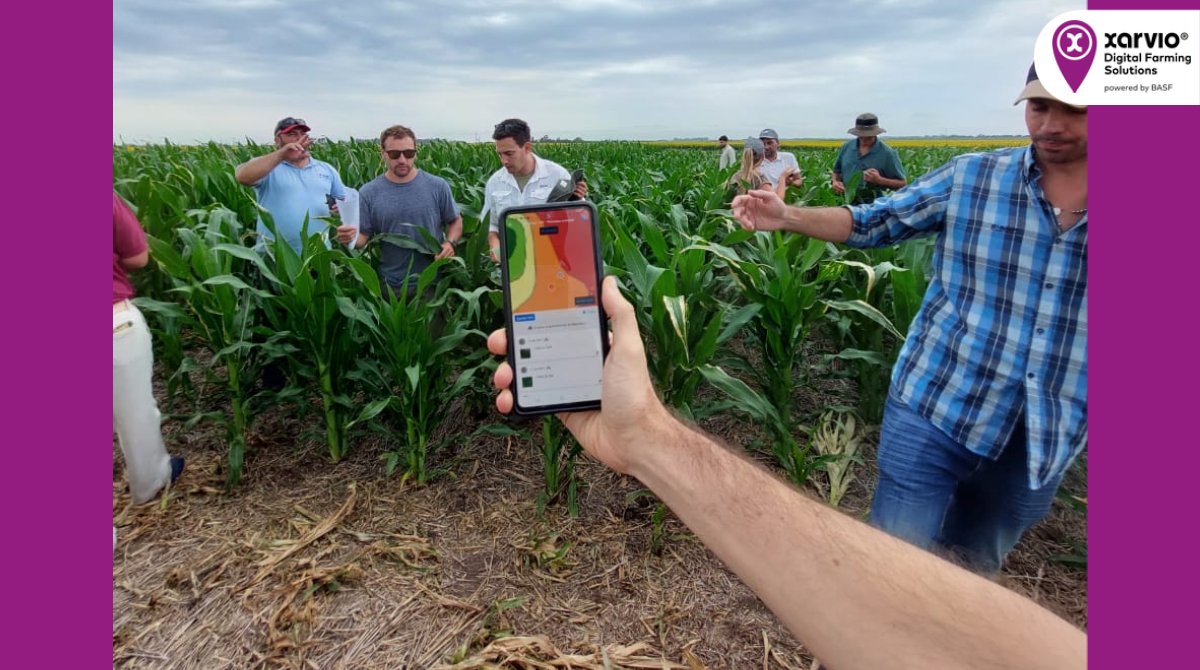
[1102,31,1192,75]
[1055,21,1097,92]
[1105,32,1189,49]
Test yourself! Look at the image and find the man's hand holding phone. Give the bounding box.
[488,275,671,475]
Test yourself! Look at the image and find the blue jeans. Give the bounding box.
[868,394,1063,574]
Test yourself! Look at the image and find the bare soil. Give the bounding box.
[114,361,1087,669]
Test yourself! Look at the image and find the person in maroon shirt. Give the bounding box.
[113,192,183,513]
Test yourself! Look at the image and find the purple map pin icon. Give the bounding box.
[1054,20,1096,92]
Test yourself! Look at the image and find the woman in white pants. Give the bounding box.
[113,192,182,509]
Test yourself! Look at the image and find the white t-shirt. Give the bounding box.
[483,154,572,233]
[719,144,737,169]
[758,152,800,188]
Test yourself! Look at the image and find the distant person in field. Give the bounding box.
[724,138,790,200]
[234,117,346,254]
[484,276,1086,670]
[756,128,803,192]
[483,118,587,263]
[113,192,184,510]
[733,64,1087,575]
[832,113,908,204]
[336,125,462,297]
[717,135,736,169]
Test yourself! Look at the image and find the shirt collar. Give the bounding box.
[1021,144,1041,184]
[500,153,550,186]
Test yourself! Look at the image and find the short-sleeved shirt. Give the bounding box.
[359,170,459,290]
[252,158,346,253]
[834,138,907,204]
[483,153,573,233]
[846,145,1086,490]
[719,144,737,169]
[113,192,147,303]
[757,151,800,189]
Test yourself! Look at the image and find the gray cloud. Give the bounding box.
[113,0,1084,142]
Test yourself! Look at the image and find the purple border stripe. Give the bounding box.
[1089,0,1200,668]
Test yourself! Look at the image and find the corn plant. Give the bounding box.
[349,260,488,484]
[137,207,278,487]
[214,216,381,464]
[114,139,1022,504]
[809,409,864,507]
[537,417,583,517]
[824,238,934,422]
[822,257,906,424]
[697,365,827,489]
[625,489,670,556]
[699,234,830,415]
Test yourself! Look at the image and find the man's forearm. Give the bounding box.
[628,420,1086,670]
[780,205,854,243]
[878,176,907,190]
[235,150,283,185]
[445,217,464,244]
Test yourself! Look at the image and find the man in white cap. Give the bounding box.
[732,64,1087,575]
[832,113,907,204]
[756,128,803,191]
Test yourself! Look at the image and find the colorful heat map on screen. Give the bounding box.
[505,208,598,313]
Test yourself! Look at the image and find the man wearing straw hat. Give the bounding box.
[831,113,907,204]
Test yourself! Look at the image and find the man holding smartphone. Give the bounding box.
[483,119,587,263]
[338,125,462,297]
[235,116,346,253]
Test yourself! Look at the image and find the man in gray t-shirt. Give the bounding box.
[337,125,462,294]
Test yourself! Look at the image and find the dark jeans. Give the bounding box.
[868,394,1063,574]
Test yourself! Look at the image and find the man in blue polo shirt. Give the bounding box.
[732,65,1087,575]
[235,116,346,253]
[832,113,907,204]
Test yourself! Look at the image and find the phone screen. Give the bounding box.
[500,202,606,414]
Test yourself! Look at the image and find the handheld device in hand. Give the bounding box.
[498,201,608,416]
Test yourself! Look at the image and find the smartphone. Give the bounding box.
[498,201,608,416]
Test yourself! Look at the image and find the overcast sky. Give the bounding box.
[113,0,1083,143]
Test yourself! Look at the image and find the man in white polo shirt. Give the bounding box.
[483,118,587,263]
[757,128,803,192]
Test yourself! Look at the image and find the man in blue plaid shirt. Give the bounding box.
[731,64,1086,574]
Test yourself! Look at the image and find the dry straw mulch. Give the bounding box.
[114,401,1085,669]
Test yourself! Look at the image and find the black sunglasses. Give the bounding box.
[494,121,525,133]
[384,149,417,160]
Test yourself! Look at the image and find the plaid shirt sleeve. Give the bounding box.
[844,159,958,248]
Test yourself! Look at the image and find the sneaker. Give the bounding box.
[170,456,185,484]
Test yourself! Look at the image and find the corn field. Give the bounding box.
[114,139,1009,507]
